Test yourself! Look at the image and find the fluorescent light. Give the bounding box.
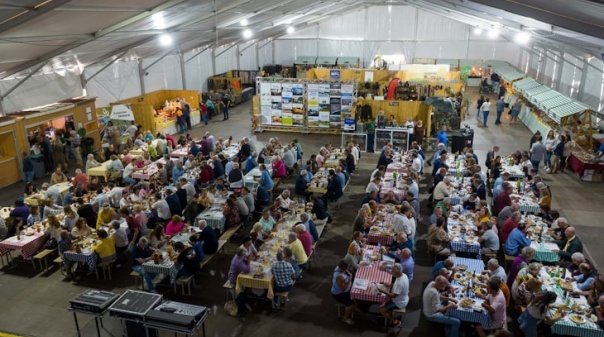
[515,31,530,44]
[286,26,295,34]
[159,34,173,46]
[488,29,499,38]
[242,29,253,39]
[152,13,166,29]
[474,27,482,35]
[240,19,248,26]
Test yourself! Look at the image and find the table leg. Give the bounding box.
[95,317,101,337]
[203,322,206,337]
[73,312,82,337]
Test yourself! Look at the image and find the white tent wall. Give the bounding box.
[239,41,258,71]
[143,54,183,93]
[85,61,141,107]
[583,58,604,112]
[257,39,273,67]
[184,49,213,93]
[559,53,583,99]
[214,45,239,75]
[274,39,318,65]
[0,69,82,113]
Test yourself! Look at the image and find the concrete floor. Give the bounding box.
[0,89,602,337]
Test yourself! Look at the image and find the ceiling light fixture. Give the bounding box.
[488,28,499,38]
[159,33,173,46]
[243,29,253,39]
[287,26,295,34]
[240,19,248,26]
[474,27,482,35]
[515,31,530,44]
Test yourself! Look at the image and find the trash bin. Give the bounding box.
[451,131,474,154]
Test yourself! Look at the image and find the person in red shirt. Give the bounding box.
[494,182,513,214]
[294,223,313,257]
[72,168,89,190]
[499,211,521,243]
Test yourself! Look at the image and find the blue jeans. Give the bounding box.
[492,81,500,93]
[123,176,136,185]
[545,152,552,168]
[223,107,229,120]
[482,111,490,126]
[133,265,156,291]
[203,113,208,125]
[495,110,503,124]
[427,313,461,337]
[24,171,34,183]
[530,160,540,172]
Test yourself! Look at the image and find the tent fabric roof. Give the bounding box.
[543,96,574,113]
[0,1,603,81]
[525,85,551,99]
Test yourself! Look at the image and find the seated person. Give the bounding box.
[92,229,116,264]
[270,250,296,308]
[504,223,531,256]
[422,276,461,335]
[378,263,409,327]
[475,280,507,337]
[574,263,598,291]
[331,260,357,325]
[173,241,200,278]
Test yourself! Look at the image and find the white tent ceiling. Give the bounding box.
[1,0,603,81]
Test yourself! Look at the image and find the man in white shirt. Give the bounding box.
[42,182,63,206]
[378,263,409,325]
[411,151,423,174]
[184,154,197,170]
[179,177,196,203]
[423,276,461,337]
[123,158,138,184]
[433,177,453,201]
[370,166,385,181]
[393,205,413,238]
[276,190,292,210]
[152,196,171,221]
[316,148,326,168]
[405,177,419,199]
[108,183,123,208]
[205,132,215,151]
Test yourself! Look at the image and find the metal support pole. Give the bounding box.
[255,43,260,70]
[138,59,146,95]
[555,52,565,91]
[143,51,175,72]
[215,44,237,58]
[84,51,129,83]
[271,40,275,65]
[211,49,216,75]
[180,53,187,89]
[236,45,241,70]
[576,59,589,101]
[185,46,211,63]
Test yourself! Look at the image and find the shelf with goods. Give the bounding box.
[374,128,410,152]
[341,132,368,152]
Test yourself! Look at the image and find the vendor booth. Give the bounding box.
[110,90,200,137]
[0,118,21,188]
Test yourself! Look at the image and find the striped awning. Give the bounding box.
[316,56,337,65]
[529,90,560,110]
[294,56,317,65]
[512,78,540,94]
[542,95,573,113]
[548,101,589,123]
[524,85,550,99]
[496,66,526,83]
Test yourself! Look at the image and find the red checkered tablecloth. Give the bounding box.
[0,232,47,259]
[367,232,394,246]
[350,247,392,303]
[170,149,189,158]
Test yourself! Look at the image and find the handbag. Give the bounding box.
[45,237,58,249]
[224,300,239,316]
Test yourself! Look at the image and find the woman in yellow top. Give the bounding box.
[538,188,551,210]
[288,232,308,269]
[72,218,93,238]
[96,203,116,230]
[476,205,491,224]
[92,229,116,263]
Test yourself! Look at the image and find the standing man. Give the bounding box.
[22,151,35,183]
[220,94,231,120]
[530,135,547,172]
[495,97,505,125]
[480,98,491,127]
[490,72,500,94]
[183,103,192,131]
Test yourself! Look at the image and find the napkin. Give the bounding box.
[352,278,369,290]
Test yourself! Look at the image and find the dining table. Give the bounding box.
[140,230,195,284]
[87,160,112,182]
[0,230,47,260]
[447,213,482,259]
[539,266,604,337]
[235,216,298,300]
[447,257,493,327]
[350,245,392,303]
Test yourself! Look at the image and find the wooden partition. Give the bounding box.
[113,90,200,110]
[306,68,461,84]
[0,119,21,187]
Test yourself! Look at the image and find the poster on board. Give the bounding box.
[318,84,331,128]
[260,83,272,125]
[329,83,342,128]
[281,83,293,126]
[270,83,282,125]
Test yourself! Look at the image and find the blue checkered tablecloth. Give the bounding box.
[452,256,484,274]
[551,319,604,337]
[450,239,481,259]
[141,257,179,284]
[63,251,97,272]
[531,242,560,263]
[448,306,492,327]
[519,203,541,214]
[196,207,226,234]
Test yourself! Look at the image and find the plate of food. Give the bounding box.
[560,281,573,291]
[555,304,571,312]
[474,288,487,297]
[466,236,477,243]
[453,273,463,280]
[451,225,460,231]
[569,314,586,324]
[460,298,475,309]
[549,308,562,320]
[457,264,468,272]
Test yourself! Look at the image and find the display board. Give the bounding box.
[258,78,357,130]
